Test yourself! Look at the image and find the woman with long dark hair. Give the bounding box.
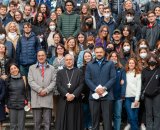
[121,25,137,52]
[28,0,37,17]
[81,16,97,37]
[95,25,110,49]
[32,12,47,50]
[120,40,135,66]
[37,3,50,19]
[77,32,87,52]
[108,51,126,130]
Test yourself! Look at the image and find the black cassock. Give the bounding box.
[56,67,84,130]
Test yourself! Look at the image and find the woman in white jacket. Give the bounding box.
[125,57,141,130]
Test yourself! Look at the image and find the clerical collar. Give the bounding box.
[66,66,74,70]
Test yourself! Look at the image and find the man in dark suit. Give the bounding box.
[85,46,116,130]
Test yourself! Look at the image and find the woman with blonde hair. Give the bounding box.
[65,37,79,67]
[5,22,20,49]
[65,37,79,57]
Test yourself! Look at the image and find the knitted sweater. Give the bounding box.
[125,71,141,101]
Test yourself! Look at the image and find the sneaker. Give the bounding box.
[141,124,146,130]
[124,124,131,130]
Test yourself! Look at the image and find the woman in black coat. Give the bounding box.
[142,53,160,130]
[32,12,47,50]
[5,63,30,130]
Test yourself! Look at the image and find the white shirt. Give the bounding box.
[125,71,141,101]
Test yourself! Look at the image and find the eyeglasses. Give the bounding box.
[102,30,108,33]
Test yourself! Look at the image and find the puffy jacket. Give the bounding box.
[0,15,12,27]
[57,11,80,38]
[16,32,41,65]
[6,75,26,109]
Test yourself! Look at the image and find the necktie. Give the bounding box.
[41,65,44,78]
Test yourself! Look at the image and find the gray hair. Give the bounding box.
[65,54,75,61]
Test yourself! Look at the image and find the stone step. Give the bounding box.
[2,111,55,130]
[2,122,55,130]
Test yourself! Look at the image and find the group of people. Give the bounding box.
[0,0,160,130]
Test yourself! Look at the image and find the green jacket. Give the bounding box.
[57,11,80,39]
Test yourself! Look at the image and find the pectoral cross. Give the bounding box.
[67,82,71,88]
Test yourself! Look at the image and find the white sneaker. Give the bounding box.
[124,124,131,130]
[141,124,146,130]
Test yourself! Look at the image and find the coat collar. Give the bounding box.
[36,62,50,68]
[92,57,108,64]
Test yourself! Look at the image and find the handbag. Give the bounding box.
[141,69,158,100]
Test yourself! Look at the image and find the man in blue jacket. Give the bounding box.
[85,46,116,130]
[16,22,41,77]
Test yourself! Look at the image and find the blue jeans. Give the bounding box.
[125,97,139,130]
[82,103,92,129]
[113,99,122,130]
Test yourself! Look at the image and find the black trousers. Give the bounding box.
[89,100,113,130]
[145,94,160,130]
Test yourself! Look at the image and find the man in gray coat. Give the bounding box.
[28,49,56,130]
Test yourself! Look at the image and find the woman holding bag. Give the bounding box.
[142,53,160,130]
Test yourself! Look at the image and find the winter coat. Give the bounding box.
[85,58,116,100]
[57,11,80,38]
[28,63,56,108]
[6,75,27,109]
[16,32,41,66]
[142,22,160,50]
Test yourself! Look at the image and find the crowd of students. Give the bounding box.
[0,0,160,130]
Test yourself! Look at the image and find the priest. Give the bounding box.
[56,54,84,130]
